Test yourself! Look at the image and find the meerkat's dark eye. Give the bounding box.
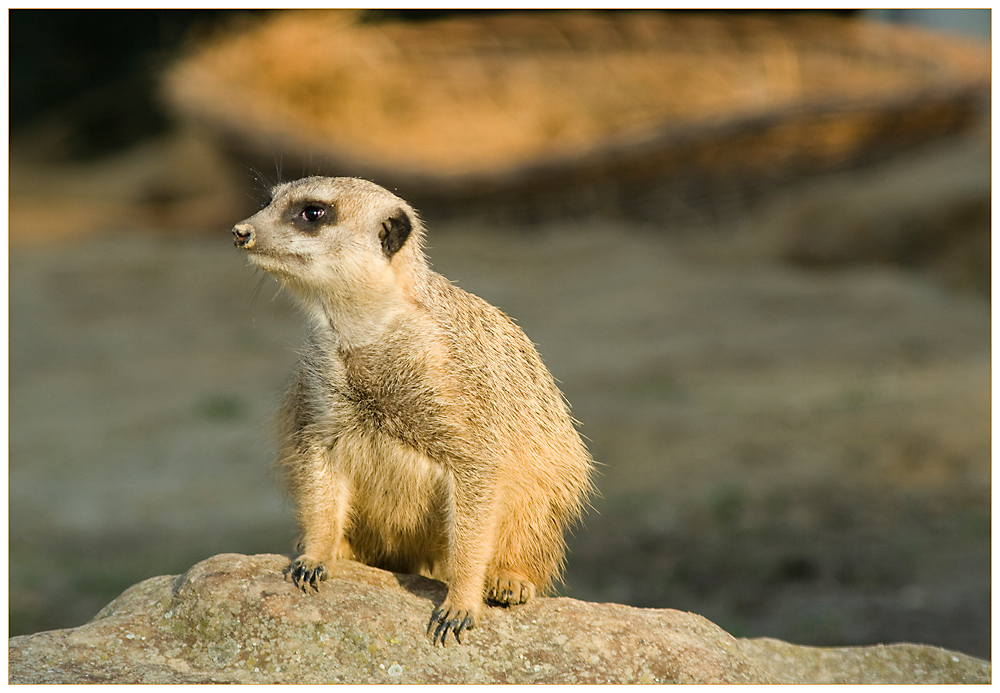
[300,206,325,223]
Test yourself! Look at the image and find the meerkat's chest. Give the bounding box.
[304,334,453,472]
[315,341,447,454]
[330,423,449,534]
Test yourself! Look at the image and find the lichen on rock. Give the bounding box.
[7,553,991,684]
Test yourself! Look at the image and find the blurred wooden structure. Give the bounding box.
[163,10,990,222]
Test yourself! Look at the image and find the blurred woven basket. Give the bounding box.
[163,10,990,221]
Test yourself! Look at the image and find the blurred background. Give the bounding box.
[9,9,991,659]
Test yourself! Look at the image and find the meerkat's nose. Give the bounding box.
[233,223,256,249]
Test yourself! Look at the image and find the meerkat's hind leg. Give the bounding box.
[485,572,536,606]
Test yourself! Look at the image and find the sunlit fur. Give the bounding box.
[234,177,595,641]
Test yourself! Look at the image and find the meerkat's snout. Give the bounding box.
[233,223,256,249]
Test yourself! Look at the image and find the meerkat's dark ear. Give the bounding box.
[379,209,412,259]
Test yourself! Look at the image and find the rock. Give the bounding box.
[7,554,990,684]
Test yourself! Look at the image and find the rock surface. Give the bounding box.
[7,554,990,684]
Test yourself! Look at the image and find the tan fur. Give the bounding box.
[232,176,594,644]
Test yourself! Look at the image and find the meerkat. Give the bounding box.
[232,176,594,645]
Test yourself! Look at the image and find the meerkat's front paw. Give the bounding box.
[485,573,535,605]
[427,602,478,645]
[287,556,328,592]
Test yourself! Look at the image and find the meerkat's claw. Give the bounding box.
[427,608,448,643]
[288,558,327,592]
[485,574,535,606]
[427,606,475,645]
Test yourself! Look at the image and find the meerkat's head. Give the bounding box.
[232,176,427,343]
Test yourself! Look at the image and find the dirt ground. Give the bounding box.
[8,123,991,659]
